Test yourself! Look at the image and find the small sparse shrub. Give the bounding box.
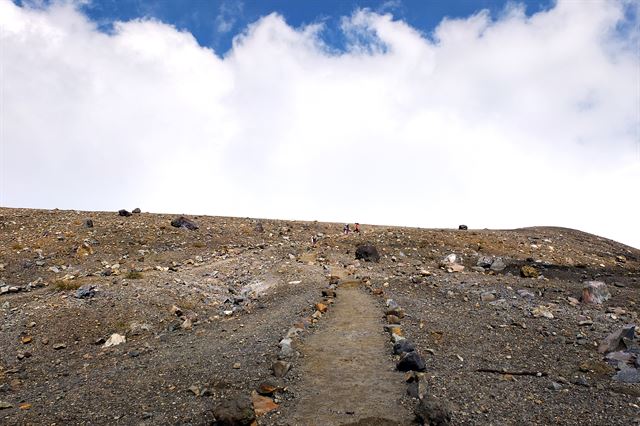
[125,271,143,279]
[53,280,82,291]
[193,242,205,248]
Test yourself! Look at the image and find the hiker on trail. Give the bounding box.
[354,223,360,233]
[343,224,350,235]
[311,235,318,246]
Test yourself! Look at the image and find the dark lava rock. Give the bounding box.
[355,244,380,262]
[74,285,96,299]
[213,395,255,426]
[394,340,416,355]
[118,209,132,217]
[132,207,141,214]
[614,368,640,383]
[599,324,636,354]
[84,219,94,228]
[458,225,468,230]
[255,222,264,233]
[415,396,452,426]
[171,216,199,230]
[397,351,426,372]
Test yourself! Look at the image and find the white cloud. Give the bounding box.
[1,0,638,248]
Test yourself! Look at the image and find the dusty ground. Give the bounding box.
[0,207,639,425]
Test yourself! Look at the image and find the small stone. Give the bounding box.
[480,292,496,302]
[84,219,94,228]
[0,401,13,410]
[532,305,554,319]
[458,225,468,230]
[387,314,400,324]
[397,351,426,372]
[549,382,563,391]
[251,391,279,416]
[21,336,32,344]
[477,256,493,268]
[393,340,416,355]
[132,208,141,214]
[272,360,291,378]
[74,285,96,299]
[490,258,507,272]
[53,343,66,350]
[102,333,126,348]
[257,380,279,395]
[517,289,535,299]
[614,368,640,383]
[315,302,328,313]
[415,396,452,426]
[599,324,635,354]
[385,307,405,318]
[322,289,336,298]
[233,362,241,369]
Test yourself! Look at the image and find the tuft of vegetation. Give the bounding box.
[193,242,205,248]
[11,243,23,250]
[125,271,143,279]
[53,280,82,291]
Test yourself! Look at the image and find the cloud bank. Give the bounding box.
[1,0,638,247]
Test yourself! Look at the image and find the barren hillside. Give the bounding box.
[1,207,638,425]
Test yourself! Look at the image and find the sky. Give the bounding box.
[1,0,639,248]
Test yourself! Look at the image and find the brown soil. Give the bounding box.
[279,280,413,425]
[1,207,639,425]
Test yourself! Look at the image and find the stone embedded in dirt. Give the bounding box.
[532,305,554,319]
[599,324,635,354]
[520,265,539,278]
[406,372,428,399]
[446,264,465,273]
[414,395,452,426]
[0,401,13,410]
[170,216,198,230]
[257,379,280,396]
[84,219,94,228]
[76,242,94,257]
[490,257,507,272]
[394,340,416,355]
[355,244,380,262]
[517,289,535,299]
[322,289,336,298]
[254,222,264,233]
[480,291,496,302]
[53,343,66,350]
[614,368,640,383]
[278,338,294,358]
[458,225,468,230]
[386,306,405,319]
[581,281,611,304]
[387,314,400,324]
[118,209,132,217]
[315,302,328,313]
[132,208,141,214]
[272,360,291,378]
[397,351,426,372]
[74,285,96,299]
[103,333,126,348]
[251,391,279,416]
[213,395,255,426]
[476,256,493,268]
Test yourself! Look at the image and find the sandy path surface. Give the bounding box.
[281,281,413,425]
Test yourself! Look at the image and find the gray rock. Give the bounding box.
[0,286,8,295]
[581,281,611,304]
[614,368,640,383]
[599,324,635,354]
[355,244,380,262]
[415,396,452,426]
[476,256,493,268]
[397,351,426,372]
[458,225,468,230]
[213,395,255,426]
[490,257,507,272]
[272,360,291,378]
[480,291,496,302]
[132,208,141,214]
[394,340,416,355]
[517,289,535,299]
[170,216,198,230]
[84,219,94,228]
[471,266,486,273]
[549,382,563,391]
[118,209,132,217]
[0,401,13,410]
[74,285,96,299]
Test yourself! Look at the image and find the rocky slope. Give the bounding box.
[0,207,638,425]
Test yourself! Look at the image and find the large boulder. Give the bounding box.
[581,281,610,304]
[599,324,635,354]
[397,351,426,372]
[118,209,132,217]
[355,244,380,262]
[415,396,452,426]
[213,395,255,426]
[170,216,199,230]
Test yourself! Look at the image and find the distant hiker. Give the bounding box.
[311,235,318,246]
[343,224,350,235]
[354,223,360,233]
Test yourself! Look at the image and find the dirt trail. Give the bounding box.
[282,281,413,425]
